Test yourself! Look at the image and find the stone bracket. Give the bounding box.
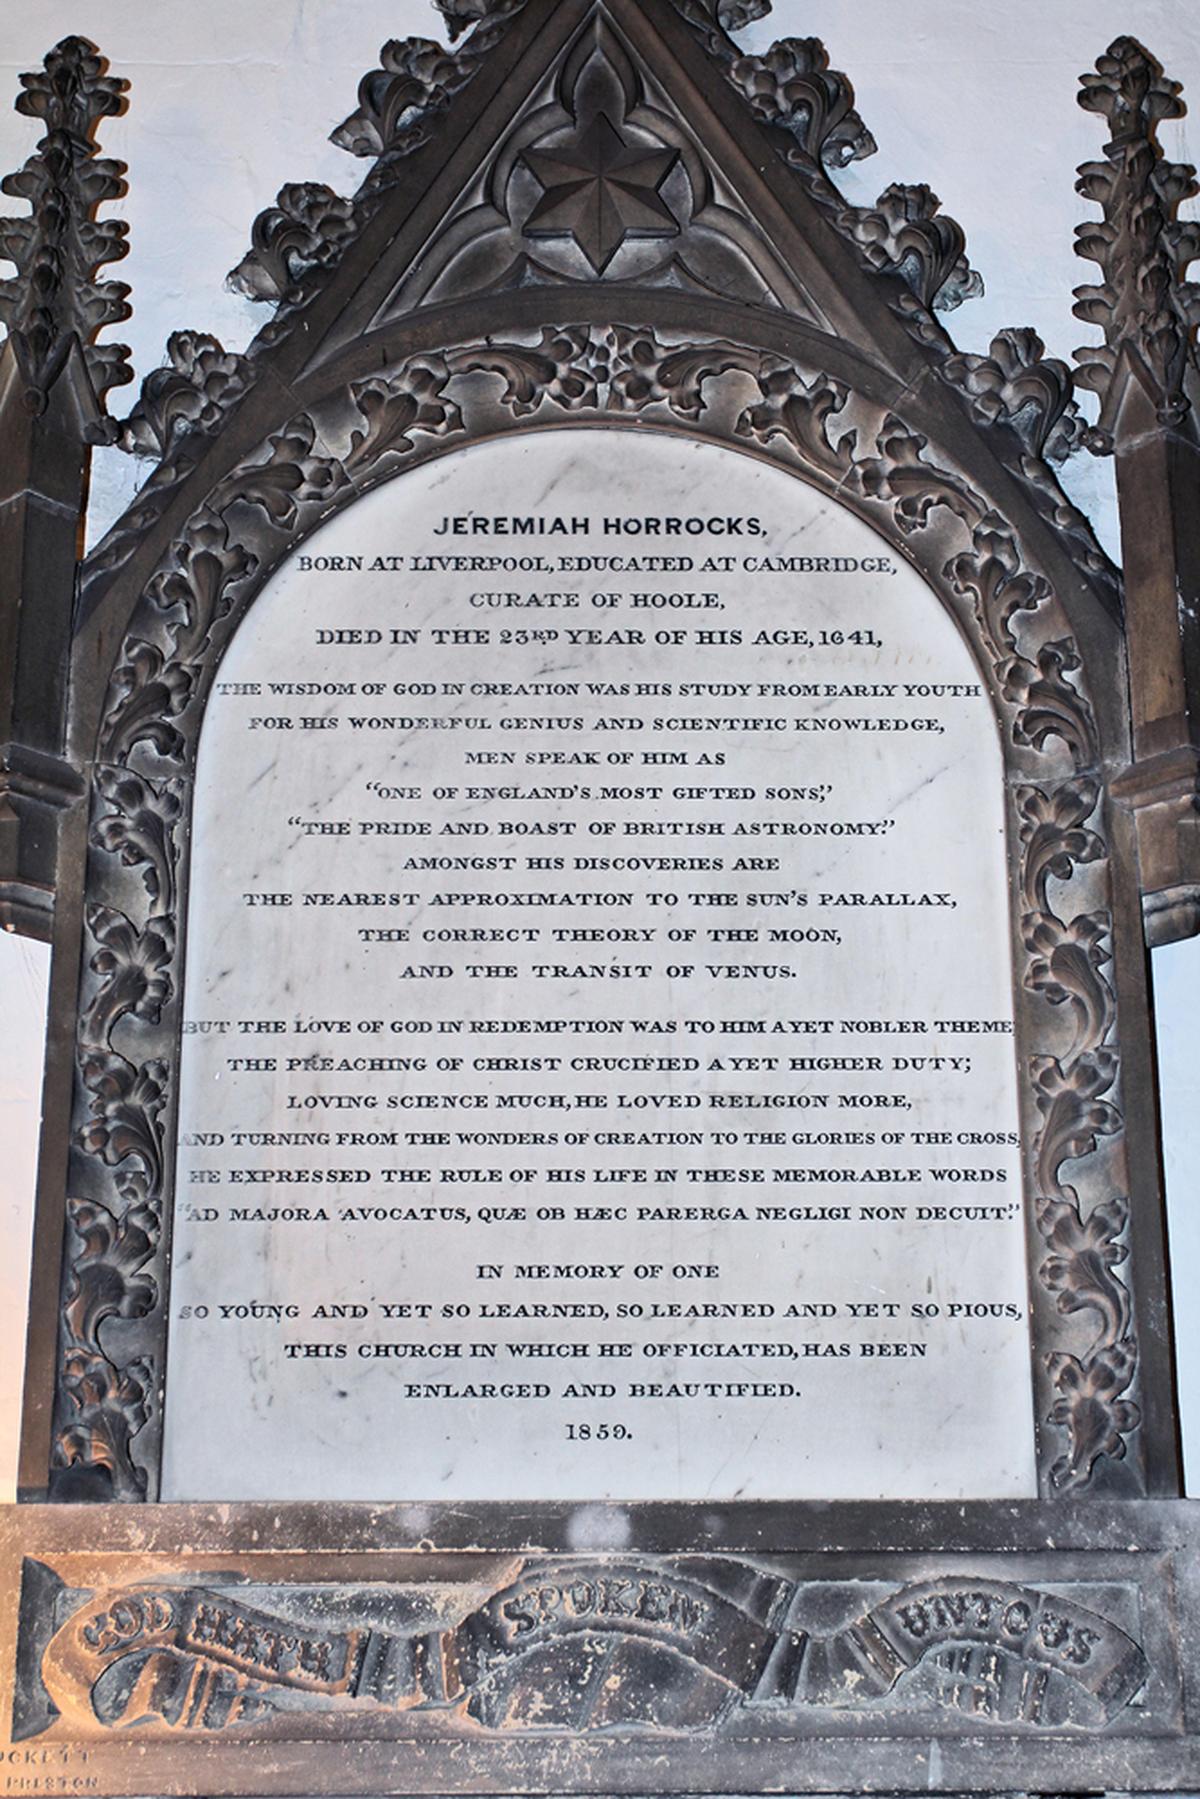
[0,743,85,939]
[1110,745,1200,946]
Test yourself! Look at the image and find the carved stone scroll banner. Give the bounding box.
[28,1558,1147,1738]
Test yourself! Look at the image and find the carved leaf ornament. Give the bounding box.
[727,36,877,170]
[38,0,1138,1500]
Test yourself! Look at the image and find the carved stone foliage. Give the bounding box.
[386,1,961,339]
[944,329,1087,466]
[836,183,983,315]
[711,0,771,34]
[227,185,358,304]
[939,330,1116,613]
[73,320,1136,1500]
[331,14,525,170]
[221,3,978,358]
[24,1556,1147,1737]
[57,0,1105,649]
[731,371,1129,1491]
[117,331,251,458]
[76,0,1108,626]
[1074,36,1200,442]
[104,524,258,767]
[667,2,986,356]
[726,36,876,171]
[670,3,874,181]
[226,0,529,313]
[83,334,255,591]
[55,738,185,1496]
[331,38,466,161]
[57,767,181,1499]
[0,36,131,412]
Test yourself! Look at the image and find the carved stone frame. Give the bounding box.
[29,289,1172,1511]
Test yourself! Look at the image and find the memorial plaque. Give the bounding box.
[4,5,1200,1792]
[163,432,1035,1501]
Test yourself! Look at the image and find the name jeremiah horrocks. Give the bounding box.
[431,514,765,536]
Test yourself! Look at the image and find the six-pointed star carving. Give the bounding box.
[522,113,680,274]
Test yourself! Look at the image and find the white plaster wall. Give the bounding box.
[1,0,1198,1498]
[0,934,48,1499]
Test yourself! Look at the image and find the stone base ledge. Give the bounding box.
[1,1499,1199,1794]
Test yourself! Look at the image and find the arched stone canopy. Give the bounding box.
[4,0,1184,1510]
